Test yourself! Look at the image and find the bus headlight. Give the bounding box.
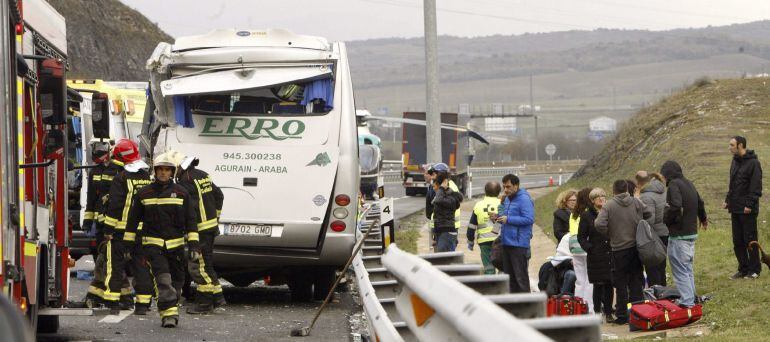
[333,208,349,219]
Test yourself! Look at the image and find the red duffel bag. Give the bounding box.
[547,295,589,317]
[629,299,702,331]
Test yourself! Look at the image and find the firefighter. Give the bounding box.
[99,139,154,315]
[170,151,225,314]
[83,141,114,307]
[124,151,200,328]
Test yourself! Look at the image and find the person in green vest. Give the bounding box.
[467,181,502,274]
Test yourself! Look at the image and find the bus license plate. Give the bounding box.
[225,224,272,236]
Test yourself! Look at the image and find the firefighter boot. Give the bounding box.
[186,302,213,315]
[162,316,178,328]
[119,294,135,310]
[134,304,150,316]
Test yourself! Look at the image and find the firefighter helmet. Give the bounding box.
[153,151,177,170]
[91,141,110,164]
[112,139,141,163]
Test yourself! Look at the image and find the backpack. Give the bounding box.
[636,219,666,267]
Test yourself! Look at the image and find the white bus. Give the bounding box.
[144,29,359,300]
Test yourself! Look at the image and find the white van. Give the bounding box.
[144,29,359,300]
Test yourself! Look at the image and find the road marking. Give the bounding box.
[394,196,410,201]
[98,310,133,323]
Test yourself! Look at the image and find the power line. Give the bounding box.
[360,0,595,29]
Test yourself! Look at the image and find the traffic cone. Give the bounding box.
[549,176,554,186]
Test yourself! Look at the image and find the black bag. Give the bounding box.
[490,236,504,270]
[636,219,666,267]
[643,285,681,301]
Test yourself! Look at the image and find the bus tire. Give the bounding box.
[312,268,336,301]
[37,315,59,334]
[288,274,313,302]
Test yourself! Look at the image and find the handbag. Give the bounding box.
[490,236,504,271]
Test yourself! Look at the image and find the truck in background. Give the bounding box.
[401,112,472,196]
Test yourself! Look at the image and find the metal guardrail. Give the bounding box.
[381,245,551,342]
[352,199,600,342]
[353,253,404,342]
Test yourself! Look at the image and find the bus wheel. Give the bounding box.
[288,274,313,302]
[37,315,59,334]
[312,268,336,301]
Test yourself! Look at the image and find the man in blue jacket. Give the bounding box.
[495,174,535,293]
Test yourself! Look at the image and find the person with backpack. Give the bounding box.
[578,188,614,322]
[595,180,651,324]
[636,171,669,286]
[660,161,708,308]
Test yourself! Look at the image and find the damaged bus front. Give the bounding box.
[144,29,359,300]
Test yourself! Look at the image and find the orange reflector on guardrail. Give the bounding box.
[410,293,435,326]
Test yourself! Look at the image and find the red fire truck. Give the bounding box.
[0,0,89,336]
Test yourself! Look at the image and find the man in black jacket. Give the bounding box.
[432,171,463,252]
[660,161,707,308]
[724,136,763,279]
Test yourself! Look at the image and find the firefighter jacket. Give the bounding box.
[123,180,199,250]
[176,167,224,235]
[84,160,124,224]
[102,167,151,236]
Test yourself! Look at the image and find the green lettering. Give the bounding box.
[226,118,251,136]
[201,117,225,134]
[282,120,305,136]
[251,119,281,140]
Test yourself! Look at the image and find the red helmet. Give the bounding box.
[112,139,141,163]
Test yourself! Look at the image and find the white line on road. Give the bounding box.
[394,196,411,201]
[98,310,133,323]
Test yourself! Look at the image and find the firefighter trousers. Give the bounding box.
[145,246,186,320]
[188,232,222,306]
[88,237,153,309]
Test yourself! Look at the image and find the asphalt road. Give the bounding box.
[387,173,570,221]
[41,172,568,342]
[41,267,358,342]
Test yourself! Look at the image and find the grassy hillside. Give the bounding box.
[533,77,770,340]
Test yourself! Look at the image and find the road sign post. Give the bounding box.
[545,144,556,163]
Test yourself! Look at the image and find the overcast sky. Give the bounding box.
[119,0,770,41]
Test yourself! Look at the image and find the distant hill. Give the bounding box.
[48,0,172,81]
[348,21,770,89]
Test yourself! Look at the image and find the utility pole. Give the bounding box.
[424,0,441,164]
[530,74,538,162]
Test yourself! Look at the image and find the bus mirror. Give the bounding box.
[39,59,65,125]
[91,93,110,139]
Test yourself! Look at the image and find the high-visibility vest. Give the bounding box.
[431,180,462,230]
[472,196,501,244]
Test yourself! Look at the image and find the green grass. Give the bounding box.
[395,211,428,254]
[533,78,770,340]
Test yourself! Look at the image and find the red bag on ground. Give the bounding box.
[629,299,702,331]
[547,295,588,316]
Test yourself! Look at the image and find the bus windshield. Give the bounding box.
[188,77,334,117]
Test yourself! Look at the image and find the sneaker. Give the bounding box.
[745,273,759,279]
[604,313,616,324]
[161,316,178,328]
[729,271,746,280]
[612,317,628,325]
